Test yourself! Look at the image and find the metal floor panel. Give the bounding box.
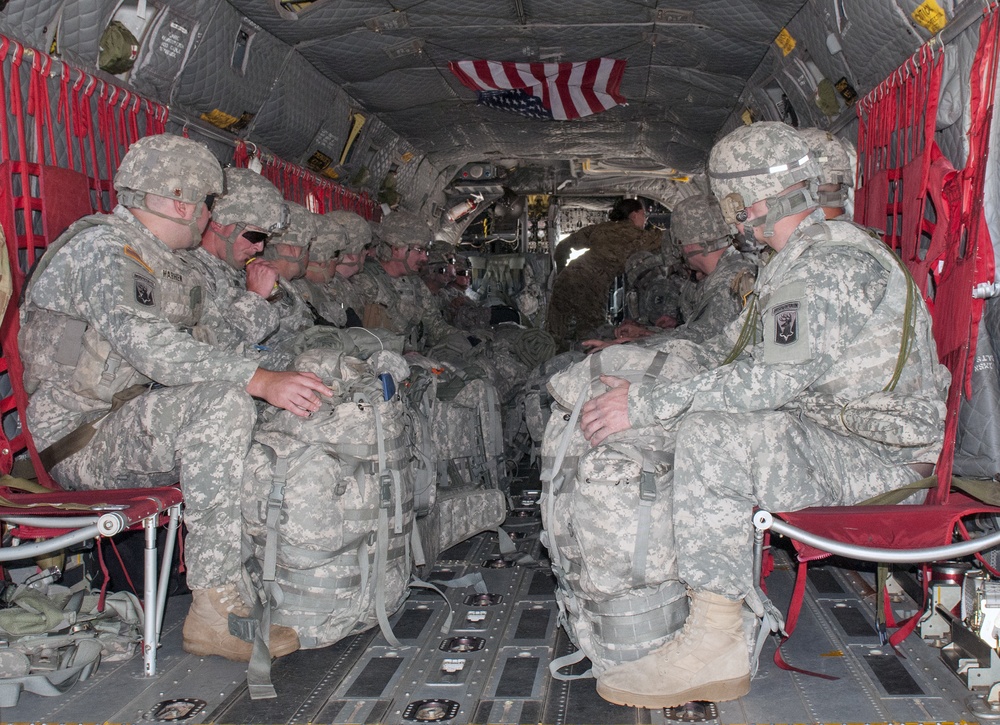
[0,525,992,724]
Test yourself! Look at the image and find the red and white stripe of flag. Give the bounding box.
[448,57,626,120]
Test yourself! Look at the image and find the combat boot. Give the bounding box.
[182,584,299,661]
[596,590,750,708]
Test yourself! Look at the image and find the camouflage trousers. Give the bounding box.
[52,382,257,590]
[672,410,922,600]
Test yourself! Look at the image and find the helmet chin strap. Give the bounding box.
[124,191,207,247]
[746,184,817,238]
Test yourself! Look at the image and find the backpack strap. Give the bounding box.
[245,450,290,700]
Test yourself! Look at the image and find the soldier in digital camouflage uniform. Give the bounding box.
[350,209,464,352]
[254,200,318,366]
[586,194,757,352]
[185,167,289,355]
[798,126,856,221]
[546,198,665,351]
[579,122,949,708]
[19,134,334,663]
[294,209,372,329]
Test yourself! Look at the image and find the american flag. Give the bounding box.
[448,58,627,121]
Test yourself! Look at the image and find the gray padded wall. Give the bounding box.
[171,1,286,129]
[130,0,213,103]
[49,0,117,70]
[0,0,64,51]
[252,51,340,163]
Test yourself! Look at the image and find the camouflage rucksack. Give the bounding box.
[540,347,700,678]
[241,349,415,655]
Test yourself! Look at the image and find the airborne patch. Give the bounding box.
[772,301,799,345]
[133,273,155,306]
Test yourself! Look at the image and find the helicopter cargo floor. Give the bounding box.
[0,499,989,725]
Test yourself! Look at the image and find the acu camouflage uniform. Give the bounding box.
[642,247,757,346]
[547,220,663,348]
[20,207,259,591]
[182,246,281,353]
[292,211,370,327]
[352,211,463,352]
[626,214,949,599]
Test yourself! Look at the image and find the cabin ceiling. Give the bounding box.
[228,0,810,175]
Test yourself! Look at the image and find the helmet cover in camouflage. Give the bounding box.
[309,212,350,262]
[376,210,433,249]
[625,251,663,284]
[326,210,372,255]
[670,194,733,255]
[708,122,819,220]
[114,133,223,204]
[797,127,855,188]
[274,201,316,249]
[212,168,290,233]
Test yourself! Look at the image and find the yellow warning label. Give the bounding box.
[321,166,340,180]
[741,108,755,125]
[200,108,240,130]
[775,28,796,56]
[912,0,947,34]
[399,151,415,163]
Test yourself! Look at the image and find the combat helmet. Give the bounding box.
[326,210,372,255]
[377,209,433,248]
[708,122,819,238]
[309,213,349,263]
[374,209,433,261]
[797,127,855,210]
[114,134,223,246]
[115,133,223,206]
[670,194,733,257]
[212,167,290,234]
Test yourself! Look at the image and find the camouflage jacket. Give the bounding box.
[291,277,351,327]
[648,247,758,345]
[628,215,950,464]
[20,207,259,448]
[351,260,461,350]
[182,246,281,353]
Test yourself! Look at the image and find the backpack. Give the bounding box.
[0,584,142,707]
[240,349,415,659]
[98,21,140,75]
[540,347,691,678]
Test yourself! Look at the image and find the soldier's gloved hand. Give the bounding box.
[580,375,632,446]
[247,368,333,417]
[246,259,280,298]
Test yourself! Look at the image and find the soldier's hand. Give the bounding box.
[247,368,333,417]
[246,259,280,298]
[580,375,632,446]
[581,338,623,353]
[653,314,678,330]
[615,320,651,339]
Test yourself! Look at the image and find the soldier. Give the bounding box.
[255,200,318,364]
[19,134,333,662]
[351,209,464,352]
[579,122,949,707]
[585,194,756,351]
[798,127,856,221]
[186,167,288,354]
[546,197,664,351]
[295,209,371,329]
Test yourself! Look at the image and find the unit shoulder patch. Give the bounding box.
[133,273,156,307]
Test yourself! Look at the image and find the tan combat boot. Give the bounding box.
[182,584,299,661]
[596,590,750,708]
